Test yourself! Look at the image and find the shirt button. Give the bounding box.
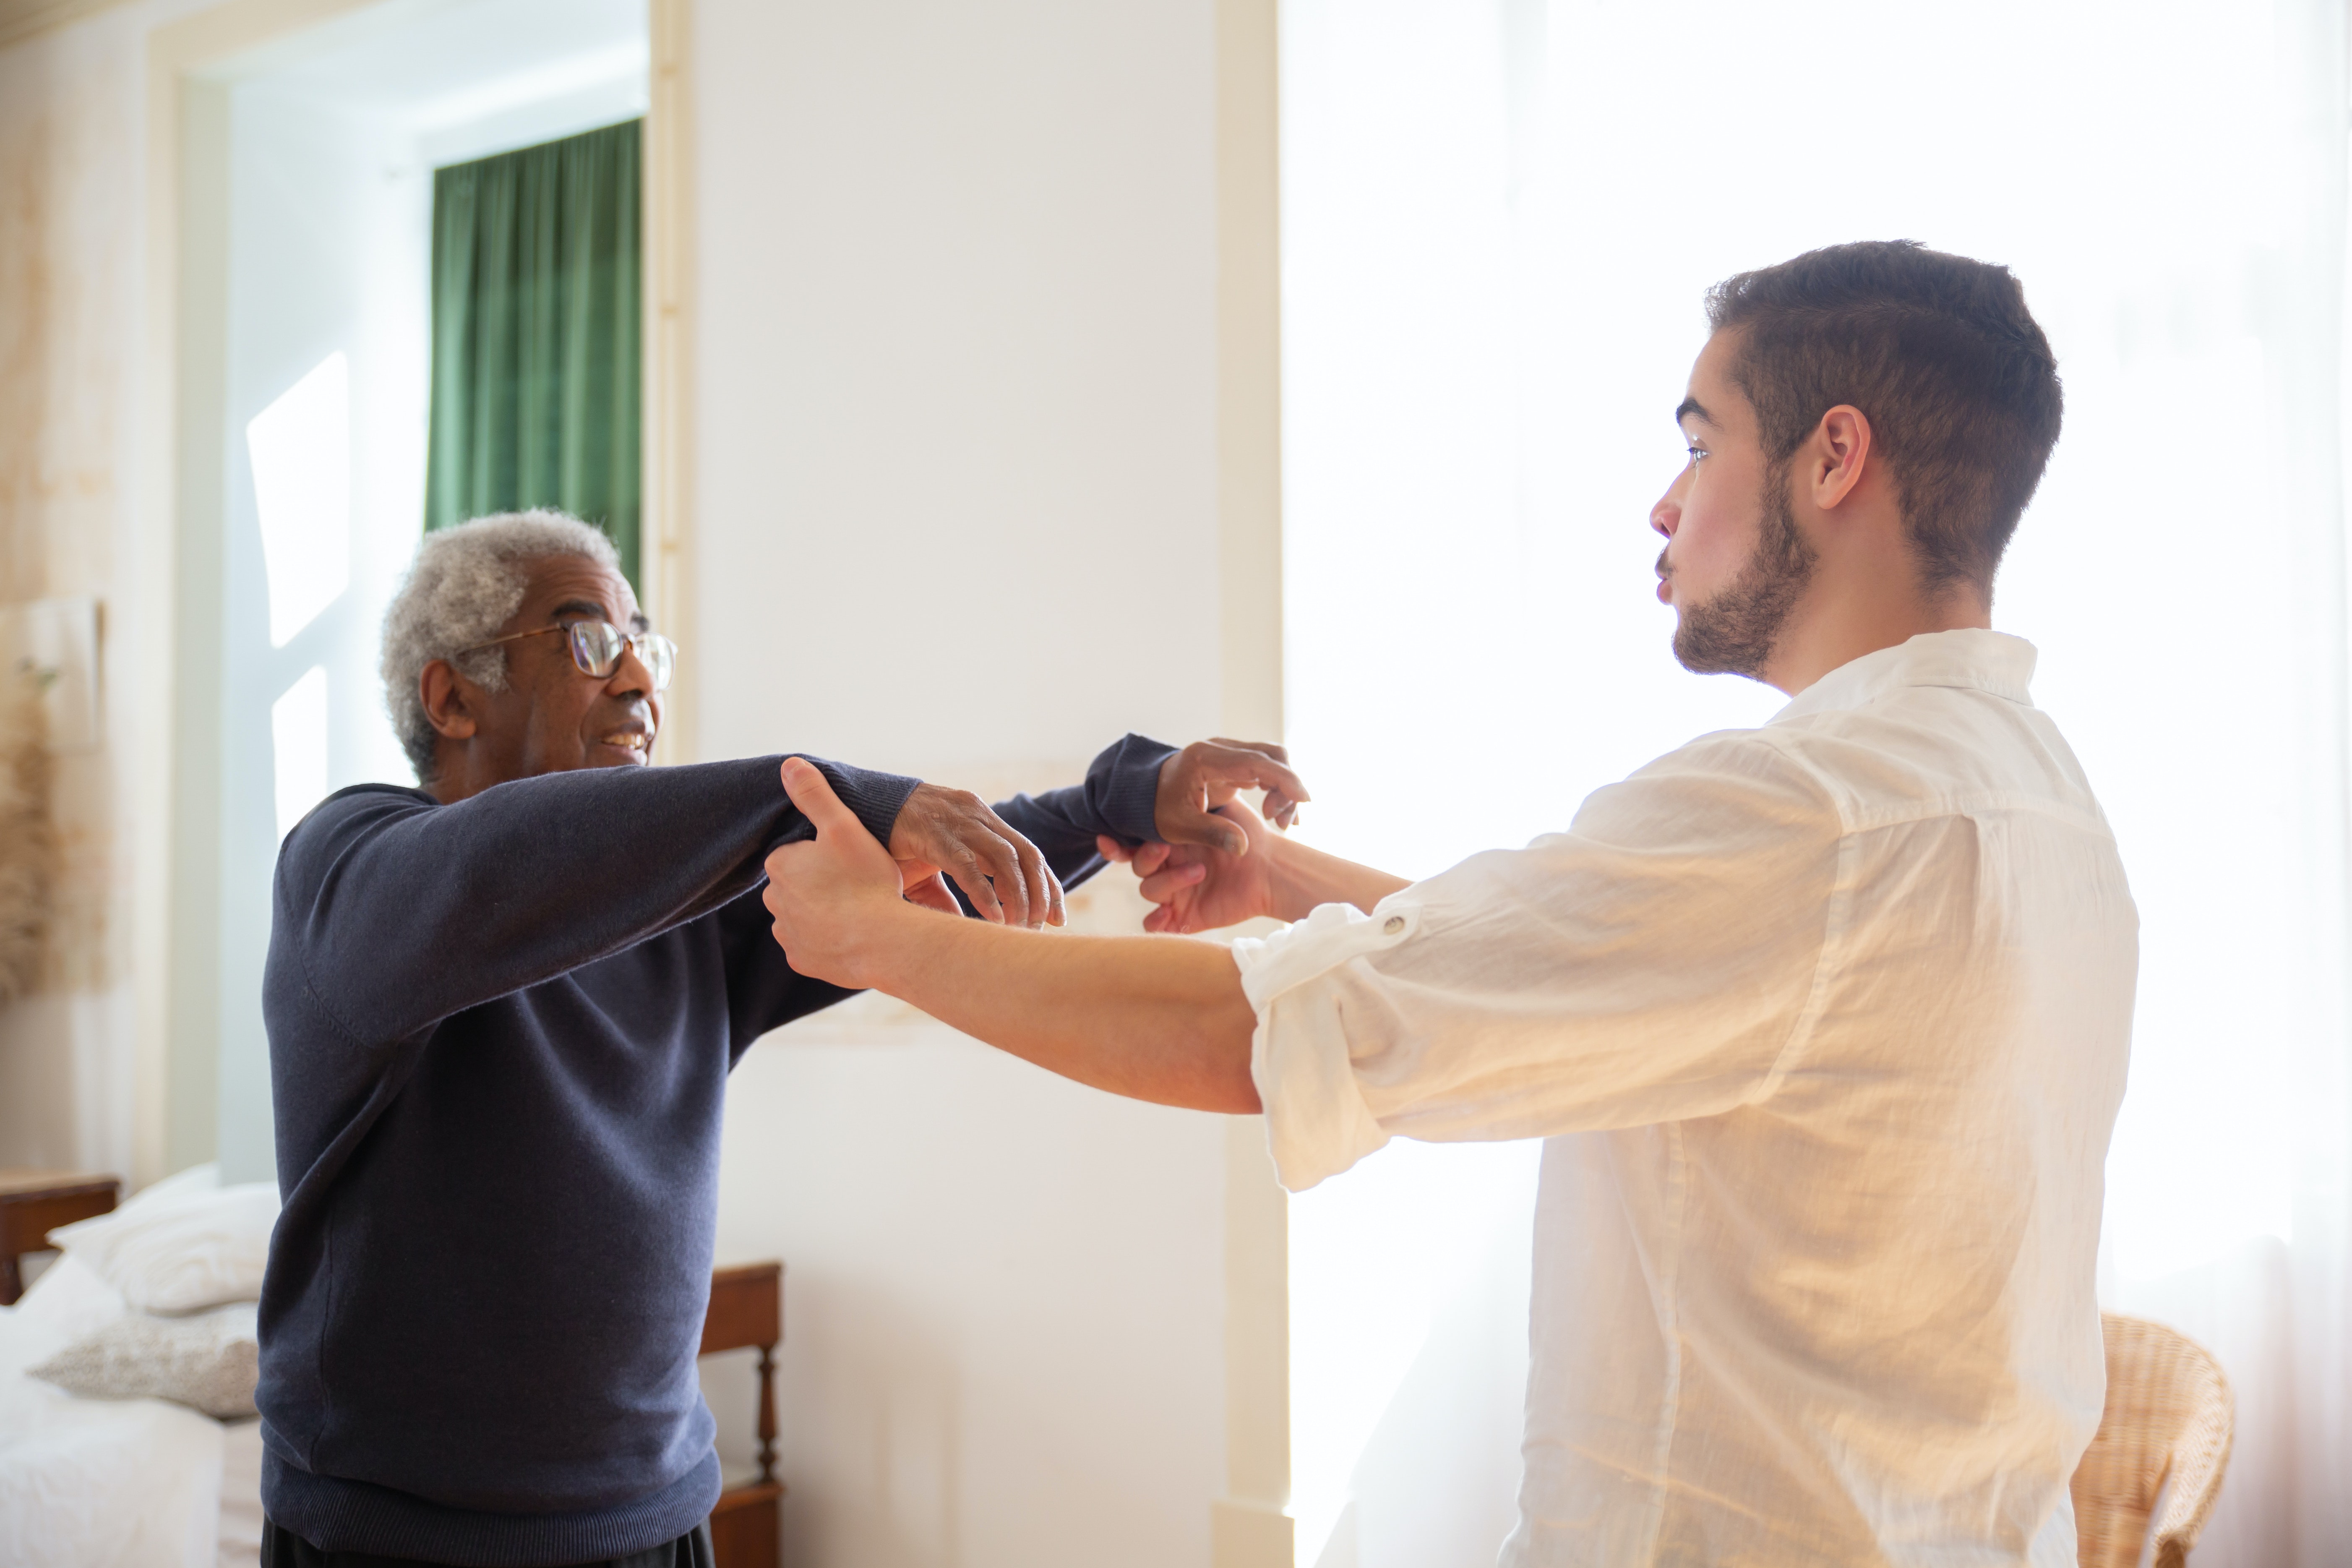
[1382,915,1406,936]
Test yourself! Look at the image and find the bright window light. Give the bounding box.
[1283,0,2325,1561]
[247,352,352,647]
[272,665,330,841]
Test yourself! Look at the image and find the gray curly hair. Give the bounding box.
[381,510,621,782]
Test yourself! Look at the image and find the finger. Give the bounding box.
[969,833,1028,926]
[1128,841,1173,877]
[1263,791,1298,830]
[1095,834,1135,865]
[905,873,958,914]
[1160,803,1249,856]
[1144,904,1175,934]
[1045,861,1066,928]
[1137,862,1206,904]
[1016,835,1053,930]
[948,842,1009,923]
[780,757,872,836]
[1209,737,1289,764]
[1193,742,1311,808]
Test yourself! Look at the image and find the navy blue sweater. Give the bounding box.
[256,736,1173,1565]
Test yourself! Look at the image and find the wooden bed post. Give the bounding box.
[755,1342,777,1487]
[701,1261,785,1567]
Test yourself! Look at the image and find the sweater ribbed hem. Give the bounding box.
[261,1448,722,1568]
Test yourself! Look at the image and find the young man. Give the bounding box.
[255,510,1306,1567]
[762,242,2137,1565]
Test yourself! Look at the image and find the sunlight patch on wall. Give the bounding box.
[272,665,329,841]
[247,352,352,647]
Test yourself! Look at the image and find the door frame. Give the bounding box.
[130,0,696,1184]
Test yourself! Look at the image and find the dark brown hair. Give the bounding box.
[1705,240,2062,595]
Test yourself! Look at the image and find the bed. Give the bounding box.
[0,1219,264,1568]
[0,1169,780,1568]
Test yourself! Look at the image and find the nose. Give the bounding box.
[1651,492,1679,540]
[606,642,656,699]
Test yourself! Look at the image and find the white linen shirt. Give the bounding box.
[1235,630,2136,1567]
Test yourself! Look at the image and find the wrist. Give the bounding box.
[1259,832,1325,924]
[843,896,932,993]
[1263,832,1408,919]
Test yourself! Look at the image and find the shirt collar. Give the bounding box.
[1768,628,2039,725]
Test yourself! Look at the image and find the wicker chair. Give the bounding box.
[2070,1312,2234,1568]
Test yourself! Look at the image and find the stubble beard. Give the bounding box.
[1669,467,1817,678]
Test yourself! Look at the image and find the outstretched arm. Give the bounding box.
[765,758,1264,1110]
[279,755,915,1045]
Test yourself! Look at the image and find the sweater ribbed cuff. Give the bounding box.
[1091,733,1175,845]
[798,758,922,848]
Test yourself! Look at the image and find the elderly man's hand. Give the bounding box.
[884,780,1064,929]
[1154,738,1308,855]
[767,759,930,988]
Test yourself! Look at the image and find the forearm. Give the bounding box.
[1266,835,1413,920]
[860,911,1262,1112]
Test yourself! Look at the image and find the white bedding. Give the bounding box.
[0,1216,263,1568]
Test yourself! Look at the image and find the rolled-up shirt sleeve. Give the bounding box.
[1234,731,1846,1190]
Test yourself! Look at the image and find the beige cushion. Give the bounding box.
[26,1302,260,1419]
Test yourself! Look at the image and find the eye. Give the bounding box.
[1685,444,1708,462]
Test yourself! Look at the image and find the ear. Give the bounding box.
[420,659,479,741]
[1807,404,1874,512]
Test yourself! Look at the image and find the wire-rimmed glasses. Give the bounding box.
[459,619,677,693]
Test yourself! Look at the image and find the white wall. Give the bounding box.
[0,1,190,1184]
[695,0,1224,772]
[692,3,1235,1562]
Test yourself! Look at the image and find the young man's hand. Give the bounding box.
[1097,798,1280,934]
[885,780,1064,928]
[1154,738,1308,854]
[768,759,936,987]
[1105,792,1413,931]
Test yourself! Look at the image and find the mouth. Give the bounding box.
[597,729,654,762]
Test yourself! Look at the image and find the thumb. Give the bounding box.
[1159,804,1247,857]
[903,870,958,913]
[780,756,869,839]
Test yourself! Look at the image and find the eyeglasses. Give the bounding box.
[459,619,678,693]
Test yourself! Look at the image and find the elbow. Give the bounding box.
[1198,995,1262,1114]
[1204,1064,1262,1115]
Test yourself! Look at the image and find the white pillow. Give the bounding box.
[46,1182,280,1315]
[121,1161,222,1212]
[26,1302,259,1419]
[7,1252,126,1342]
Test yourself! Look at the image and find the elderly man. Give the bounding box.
[767,243,2137,1566]
[253,509,1305,1568]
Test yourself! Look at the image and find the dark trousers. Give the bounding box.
[260,1518,715,1568]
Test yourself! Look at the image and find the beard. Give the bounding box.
[1667,467,1817,678]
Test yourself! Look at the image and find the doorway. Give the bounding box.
[154,0,657,1183]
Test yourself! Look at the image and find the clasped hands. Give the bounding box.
[764,739,1306,989]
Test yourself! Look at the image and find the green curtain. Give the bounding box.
[424,119,643,586]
